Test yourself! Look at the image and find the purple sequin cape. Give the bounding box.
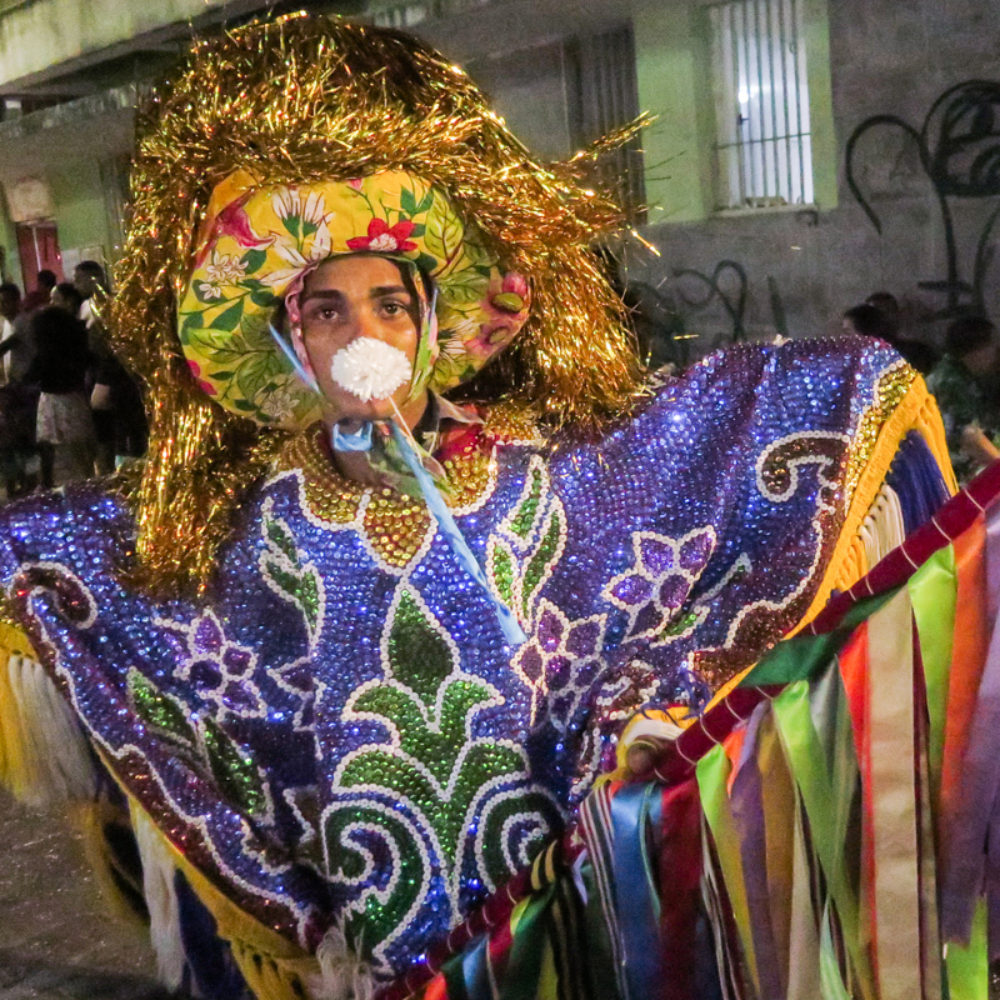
[0,339,937,982]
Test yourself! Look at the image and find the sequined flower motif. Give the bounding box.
[513,599,606,727]
[603,527,716,641]
[346,217,418,253]
[161,610,266,719]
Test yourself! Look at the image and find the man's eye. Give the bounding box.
[382,301,408,316]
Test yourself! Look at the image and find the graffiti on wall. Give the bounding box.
[620,260,789,370]
[845,80,1000,318]
[672,260,750,344]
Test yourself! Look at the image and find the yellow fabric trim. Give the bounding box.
[697,376,953,721]
[0,619,37,658]
[0,621,40,798]
[110,776,324,1000]
[68,798,151,927]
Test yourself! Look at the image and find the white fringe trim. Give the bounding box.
[130,804,187,991]
[307,925,374,1000]
[6,653,96,806]
[859,483,907,571]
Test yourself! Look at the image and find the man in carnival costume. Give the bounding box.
[2,14,999,1000]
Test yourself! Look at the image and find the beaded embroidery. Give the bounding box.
[0,340,937,983]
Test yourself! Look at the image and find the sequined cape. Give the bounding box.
[0,339,951,990]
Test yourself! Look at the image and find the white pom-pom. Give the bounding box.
[328,337,412,402]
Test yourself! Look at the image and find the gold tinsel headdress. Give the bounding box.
[112,13,642,595]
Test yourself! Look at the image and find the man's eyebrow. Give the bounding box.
[300,288,344,303]
[300,285,410,302]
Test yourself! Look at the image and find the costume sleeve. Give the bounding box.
[0,610,327,998]
[600,366,956,775]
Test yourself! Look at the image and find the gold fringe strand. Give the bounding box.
[111,14,644,597]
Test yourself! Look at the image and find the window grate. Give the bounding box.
[709,0,813,210]
[567,25,646,223]
[371,2,436,28]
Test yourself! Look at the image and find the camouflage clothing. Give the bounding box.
[926,354,1000,483]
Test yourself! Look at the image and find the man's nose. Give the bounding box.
[347,308,385,343]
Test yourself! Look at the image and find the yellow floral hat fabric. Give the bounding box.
[178,169,530,428]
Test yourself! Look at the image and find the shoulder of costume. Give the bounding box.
[0,480,133,585]
[0,483,124,806]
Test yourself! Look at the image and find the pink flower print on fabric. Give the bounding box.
[472,272,530,354]
[346,218,418,253]
[186,359,218,396]
[603,526,717,641]
[489,273,529,314]
[194,190,275,269]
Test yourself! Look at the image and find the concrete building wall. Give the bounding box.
[623,0,1000,350]
[422,0,1000,353]
[0,0,997,350]
[0,0,235,86]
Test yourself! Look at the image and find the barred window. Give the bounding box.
[371,2,434,29]
[567,25,646,223]
[709,0,813,210]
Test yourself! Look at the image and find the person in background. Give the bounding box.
[72,259,107,330]
[0,282,31,496]
[21,269,57,313]
[50,280,83,317]
[0,281,20,369]
[844,296,939,373]
[25,305,95,488]
[73,260,147,471]
[926,314,1000,483]
[865,290,902,329]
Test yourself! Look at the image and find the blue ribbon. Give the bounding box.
[388,422,526,647]
[268,320,319,394]
[331,422,374,452]
[608,782,664,1000]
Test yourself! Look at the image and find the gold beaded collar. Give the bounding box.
[270,404,543,573]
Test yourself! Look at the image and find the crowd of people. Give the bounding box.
[0,261,146,496]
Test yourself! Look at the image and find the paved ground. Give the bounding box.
[0,790,173,999]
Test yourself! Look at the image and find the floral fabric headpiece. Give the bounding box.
[179,169,530,428]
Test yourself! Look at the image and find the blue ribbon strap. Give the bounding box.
[387,422,526,647]
[268,320,320,394]
[331,422,374,452]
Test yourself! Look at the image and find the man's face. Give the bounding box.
[298,255,421,423]
[73,267,99,298]
[50,289,76,314]
[0,291,19,321]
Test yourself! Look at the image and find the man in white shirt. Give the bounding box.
[0,282,21,384]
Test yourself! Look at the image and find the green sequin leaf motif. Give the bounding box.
[259,506,324,646]
[128,668,197,749]
[508,465,543,540]
[200,715,270,817]
[127,668,271,820]
[323,585,545,970]
[488,456,566,632]
[520,507,564,619]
